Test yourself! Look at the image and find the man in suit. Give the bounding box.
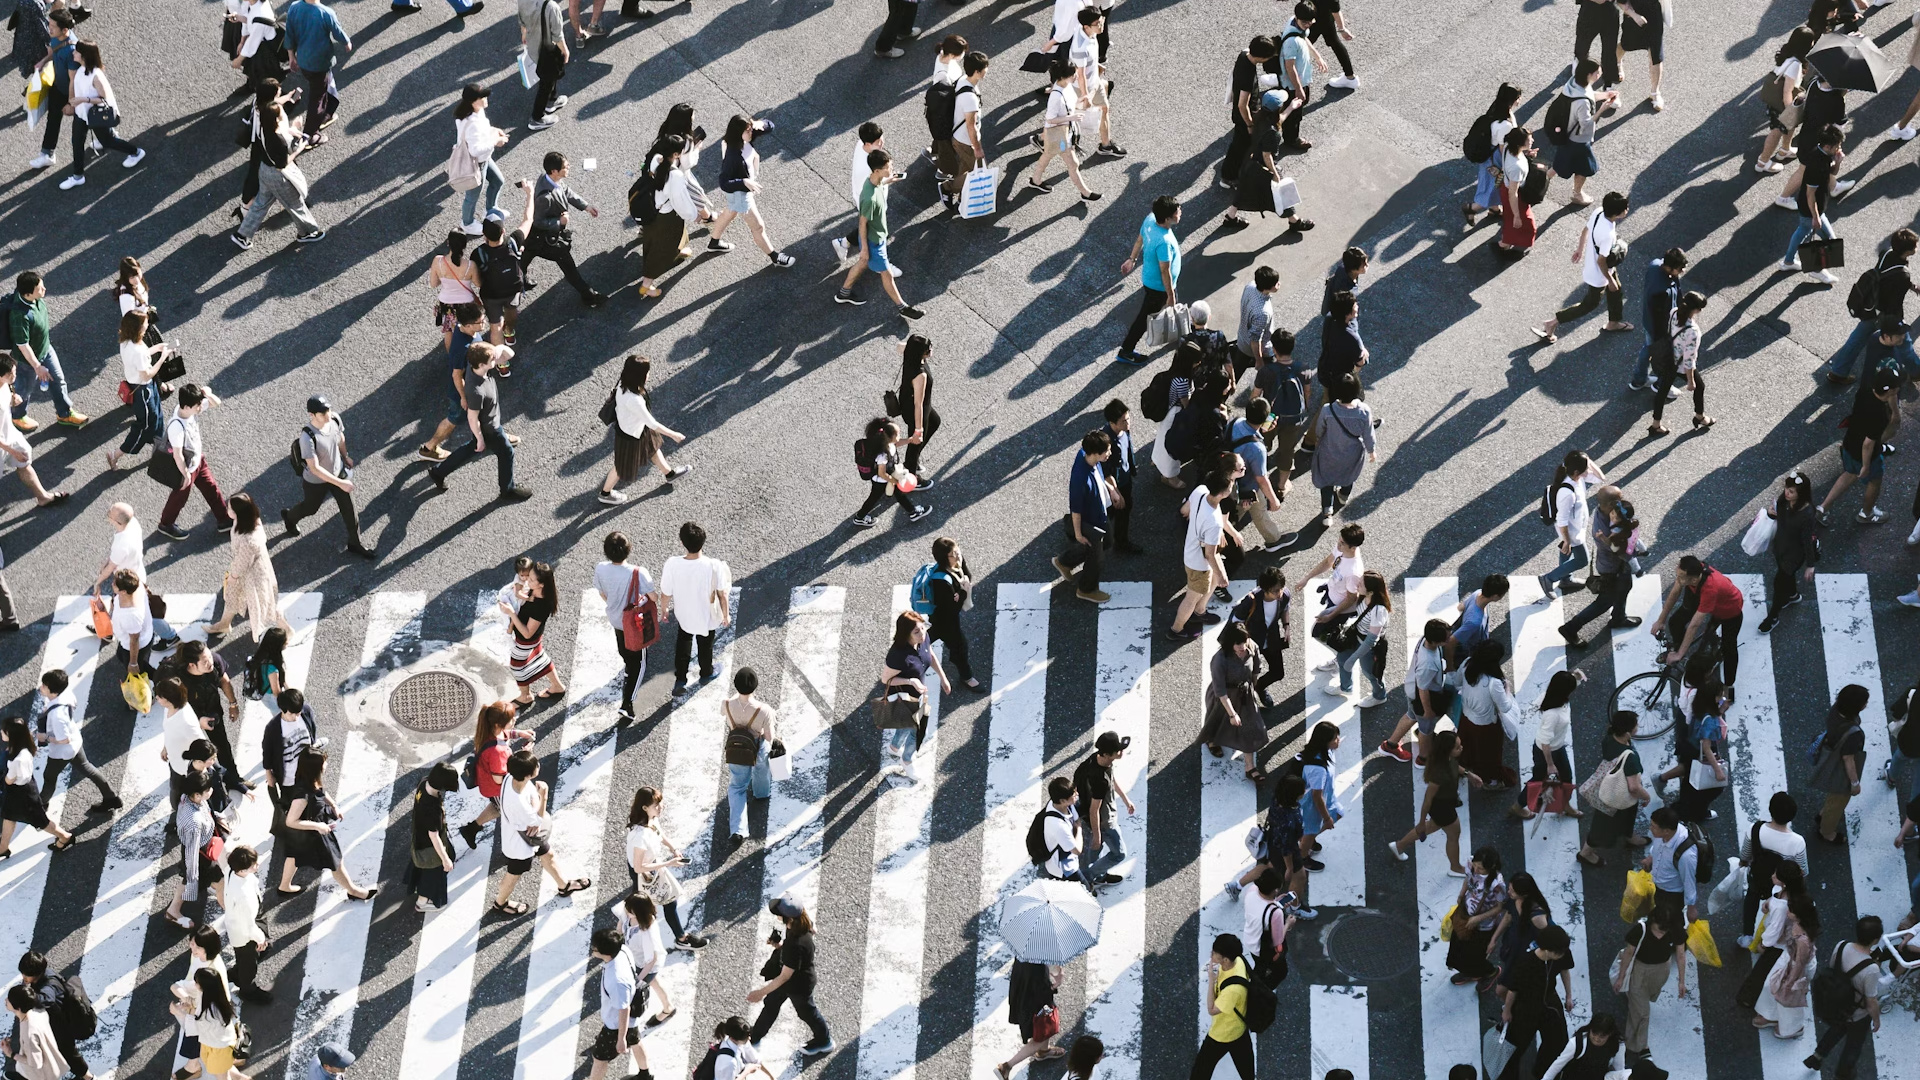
[1102,399,1142,554]
[1229,566,1290,706]
[1053,429,1114,604]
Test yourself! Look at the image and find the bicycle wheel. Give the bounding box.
[1611,669,1680,740]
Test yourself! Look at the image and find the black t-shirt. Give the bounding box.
[1800,84,1846,145]
[1073,753,1114,815]
[781,930,817,983]
[1875,258,1913,324]
[1797,145,1835,216]
[1230,54,1258,112]
[1625,921,1679,965]
[180,656,231,723]
[1842,396,1890,458]
[413,785,448,851]
[516,595,555,640]
[1507,949,1573,1018]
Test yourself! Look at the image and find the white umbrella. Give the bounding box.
[999,878,1103,964]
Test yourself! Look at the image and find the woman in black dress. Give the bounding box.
[995,960,1064,1078]
[1,717,75,856]
[895,335,940,478]
[927,536,982,691]
[277,748,377,900]
[1222,92,1312,233]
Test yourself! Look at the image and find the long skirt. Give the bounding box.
[511,633,553,687]
[1459,718,1517,788]
[642,214,689,279]
[1199,684,1269,756]
[613,427,646,484]
[1499,198,1537,249]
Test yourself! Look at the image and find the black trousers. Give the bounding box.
[1188,1034,1253,1080]
[1309,20,1353,77]
[232,940,267,992]
[1574,0,1622,87]
[1120,287,1169,354]
[1281,84,1311,144]
[1651,369,1705,425]
[71,115,138,176]
[431,422,516,491]
[40,88,67,153]
[674,625,714,682]
[616,640,646,714]
[1255,643,1285,692]
[1497,1008,1568,1080]
[532,64,563,118]
[50,1024,88,1078]
[1562,571,1631,633]
[1813,1015,1871,1073]
[1110,479,1133,546]
[1769,563,1804,615]
[930,614,973,681]
[1060,528,1107,592]
[1223,112,1253,183]
[40,749,116,806]
[857,483,917,518]
[875,0,919,50]
[521,239,595,298]
[748,978,829,1045]
[285,479,364,548]
[300,66,339,131]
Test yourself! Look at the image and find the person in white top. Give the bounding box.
[598,355,687,504]
[1167,473,1235,640]
[0,354,70,508]
[454,84,509,234]
[1068,8,1122,155]
[635,135,705,300]
[105,309,171,469]
[57,40,145,190]
[1539,450,1605,596]
[940,52,989,206]
[835,121,887,265]
[593,531,657,723]
[657,521,731,695]
[624,785,708,948]
[221,845,273,1000]
[1532,191,1633,343]
[33,669,119,812]
[1038,776,1082,880]
[1238,868,1295,969]
[1303,521,1368,662]
[2,716,75,855]
[95,502,148,589]
[617,894,673,1024]
[1737,791,1809,946]
[703,1017,772,1080]
[491,749,590,916]
[154,384,233,540]
[168,969,241,1080]
[1511,670,1586,821]
[1027,60,1098,200]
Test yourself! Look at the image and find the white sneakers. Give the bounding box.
[1327,75,1359,90]
[1310,659,1337,673]
[1772,196,1798,210]
[1811,269,1838,285]
[1318,682,1351,699]
[1833,179,1856,194]
[461,219,485,236]
[123,148,145,168]
[1888,125,1918,141]
[26,152,53,170]
[1355,695,1386,708]
[59,174,85,190]
[1649,91,1664,112]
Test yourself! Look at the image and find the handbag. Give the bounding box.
[1798,236,1844,271]
[1579,749,1636,812]
[958,165,1000,220]
[515,46,536,89]
[1030,1004,1061,1041]
[147,448,186,489]
[1687,756,1728,790]
[90,597,114,641]
[620,570,661,650]
[598,390,618,426]
[86,103,121,131]
[871,689,925,730]
[766,739,792,782]
[446,140,481,192]
[1707,857,1746,916]
[1482,1025,1517,1080]
[1271,177,1301,212]
[411,843,444,870]
[232,1021,253,1060]
[1144,303,1192,348]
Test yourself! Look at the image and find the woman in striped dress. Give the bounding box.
[503,561,566,704]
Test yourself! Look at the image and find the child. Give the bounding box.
[224,845,273,1002]
[498,556,534,613]
[185,739,238,819]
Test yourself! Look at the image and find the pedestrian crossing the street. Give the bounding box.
[7,573,1919,1080]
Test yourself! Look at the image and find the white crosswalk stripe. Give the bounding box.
[1198,581,1259,1078]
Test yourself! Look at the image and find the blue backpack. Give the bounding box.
[909,563,946,616]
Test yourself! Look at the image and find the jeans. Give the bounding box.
[430,422,515,491]
[1812,1015,1871,1074]
[875,0,919,50]
[40,748,116,806]
[461,160,506,227]
[238,165,322,238]
[1471,160,1498,211]
[1827,319,1920,379]
[1336,629,1386,697]
[725,742,769,835]
[159,458,233,529]
[120,380,163,455]
[1785,213,1834,264]
[1119,287,1169,355]
[284,479,364,549]
[748,978,829,1046]
[885,725,917,764]
[11,344,76,420]
[615,640,645,715]
[1539,542,1591,589]
[673,625,714,682]
[1631,328,1656,386]
[71,116,138,176]
[1081,811,1126,883]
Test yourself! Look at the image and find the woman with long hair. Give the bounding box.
[709,115,795,266]
[879,610,949,784]
[1147,344,1200,489]
[1457,639,1519,790]
[1754,892,1819,1038]
[207,494,290,640]
[635,135,704,299]
[246,625,290,700]
[599,355,687,504]
[1222,91,1310,233]
[231,98,325,249]
[277,748,377,899]
[1386,727,1473,874]
[1811,684,1871,843]
[1308,373,1376,527]
[454,85,508,233]
[895,335,941,477]
[618,895,674,1026]
[1,716,75,857]
[502,562,566,703]
[624,786,708,949]
[1291,719,1342,920]
[454,700,532,850]
[1328,569,1388,704]
[1756,13,1822,172]
[1495,127,1539,255]
[654,103,710,215]
[1200,622,1269,782]
[59,40,144,189]
[926,536,982,691]
[853,417,928,527]
[1488,871,1554,998]
[1512,669,1587,821]
[1064,1035,1105,1079]
[164,768,222,928]
[1760,471,1820,633]
[1648,290,1710,436]
[105,309,167,469]
[116,256,155,319]
[169,968,241,1079]
[1465,82,1522,226]
[1445,845,1507,986]
[428,231,480,350]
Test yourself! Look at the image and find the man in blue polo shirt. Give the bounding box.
[284,0,352,142]
[1052,429,1114,603]
[1115,195,1182,364]
[1274,2,1320,150]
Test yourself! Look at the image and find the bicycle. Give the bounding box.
[1607,627,1708,741]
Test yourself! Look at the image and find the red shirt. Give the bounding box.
[1694,569,1744,620]
[475,742,511,798]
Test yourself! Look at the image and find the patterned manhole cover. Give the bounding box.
[388,671,478,734]
[1325,911,1418,982]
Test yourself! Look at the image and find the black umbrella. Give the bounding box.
[1807,31,1899,93]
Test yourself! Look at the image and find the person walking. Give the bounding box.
[632,134,703,300]
[1802,916,1886,1078]
[1647,289,1710,435]
[231,99,325,249]
[878,610,944,784]
[1073,730,1134,887]
[168,968,241,1080]
[835,148,923,318]
[1272,2,1319,151]
[1824,230,1920,384]
[585,929,645,1080]
[1577,711,1651,866]
[1509,670,1587,822]
[1759,23,1815,170]
[452,700,529,850]
[837,121,886,262]
[617,895,672,1026]
[521,0,569,129]
[1631,247,1688,391]
[1386,728,1472,875]
[853,418,931,527]
[1026,61,1100,201]
[1616,0,1666,109]
[1221,36,1279,189]
[20,7,73,177]
[1539,450,1604,594]
[206,494,290,639]
[2,982,69,1080]
[995,958,1064,1078]
[709,116,796,267]
[1753,893,1817,1040]
[520,151,609,305]
[163,770,222,928]
[659,521,730,697]
[426,343,532,502]
[404,762,458,913]
[892,335,940,478]
[1756,472,1820,635]
[10,953,89,1080]
[924,537,981,690]
[1811,685,1870,844]
[597,355,686,504]
[1783,123,1843,285]
[1115,195,1181,363]
[1465,83,1521,227]
[938,51,989,210]
[474,180,537,345]
[428,234,480,355]
[1494,927,1575,1080]
[492,749,590,914]
[154,384,234,540]
[0,357,70,508]
[1457,640,1519,789]
[1201,623,1270,782]
[502,562,565,703]
[593,532,655,724]
[1190,934,1254,1079]
[422,303,486,462]
[31,668,119,813]
[1444,845,1508,986]
[1550,60,1616,208]
[1612,905,1687,1066]
[1736,793,1808,952]
[721,666,774,848]
[282,0,349,142]
[1222,91,1312,234]
[1229,567,1292,705]
[282,395,374,558]
[453,85,508,233]
[1533,191,1632,342]
[871,0,919,58]
[1052,429,1114,604]
[1167,471,1232,640]
[102,309,168,470]
[1068,8,1121,156]
[623,786,707,947]
[747,897,833,1057]
[1308,374,1376,527]
[1,716,74,858]
[277,748,377,899]
[5,271,88,434]
[1558,489,1640,646]
[1818,369,1898,524]
[56,39,145,190]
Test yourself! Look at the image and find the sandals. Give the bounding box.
[1244,769,1268,783]
[556,877,592,897]
[1038,1048,1067,1061]
[1207,743,1224,758]
[1693,415,1716,430]
[1529,326,1558,345]
[1576,851,1604,867]
[494,899,531,916]
[1647,424,1670,437]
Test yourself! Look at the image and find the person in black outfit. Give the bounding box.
[1318,290,1365,399]
[13,951,88,1080]
[1322,246,1367,317]
[1759,471,1820,633]
[519,152,608,307]
[1229,566,1290,704]
[748,898,832,1056]
[926,537,983,690]
[1000,958,1064,1076]
[1826,229,1920,382]
[1573,0,1622,90]
[1539,1013,1626,1079]
[1497,924,1574,1080]
[1221,37,1278,188]
[1307,0,1354,85]
[165,641,249,794]
[897,335,940,476]
[1632,247,1688,390]
[1102,399,1140,553]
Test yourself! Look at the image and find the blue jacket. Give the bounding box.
[284,0,351,72]
[1067,450,1109,533]
[1641,260,1680,340]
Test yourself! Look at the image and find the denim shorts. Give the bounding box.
[867,240,890,273]
[445,383,465,425]
[726,189,755,214]
[1840,445,1886,480]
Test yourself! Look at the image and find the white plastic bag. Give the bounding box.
[516,48,536,90]
[957,166,1000,219]
[1272,177,1301,212]
[1740,507,1775,557]
[1707,856,1746,916]
[767,742,793,782]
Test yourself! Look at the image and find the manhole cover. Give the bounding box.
[1325,911,1419,982]
[388,671,478,734]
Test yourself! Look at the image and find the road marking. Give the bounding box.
[228,592,323,865]
[1198,581,1260,1079]
[1310,984,1369,1080]
[1301,575,1366,907]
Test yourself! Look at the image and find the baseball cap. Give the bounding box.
[1872,370,1901,394]
[768,895,806,920]
[306,394,332,415]
[1094,732,1131,755]
[1259,89,1285,113]
[318,1044,356,1069]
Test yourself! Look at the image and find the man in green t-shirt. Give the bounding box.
[834,149,924,321]
[7,271,89,433]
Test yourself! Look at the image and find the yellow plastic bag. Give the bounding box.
[1688,919,1722,968]
[1620,869,1655,923]
[1440,902,1458,942]
[121,672,153,714]
[1749,906,1769,953]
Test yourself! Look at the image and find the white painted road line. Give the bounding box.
[1310,984,1369,1080]
[1301,575,1366,908]
[1199,581,1260,1080]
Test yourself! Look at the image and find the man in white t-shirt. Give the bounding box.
[95,502,178,647]
[34,667,121,812]
[1239,868,1293,969]
[1038,775,1082,880]
[657,521,731,696]
[1169,473,1234,640]
[1541,452,1605,597]
[154,383,234,541]
[1533,190,1633,342]
[834,122,887,266]
[1068,8,1123,155]
[0,355,70,508]
[593,530,657,723]
[940,51,990,206]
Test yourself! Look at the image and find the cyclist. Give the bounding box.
[1649,555,1745,700]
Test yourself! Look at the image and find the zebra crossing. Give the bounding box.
[6,571,1918,1080]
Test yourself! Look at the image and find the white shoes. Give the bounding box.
[1782,256,1801,272]
[1833,179,1856,194]
[1386,840,1407,862]
[59,174,85,190]
[1311,659,1336,673]
[1773,196,1798,210]
[122,148,145,168]
[1649,91,1664,112]
[1328,75,1359,90]
[1888,125,1918,141]
[461,219,485,236]
[1355,695,1386,708]
[1811,269,1838,285]
[831,237,849,264]
[26,152,53,170]
[1318,682,1351,700]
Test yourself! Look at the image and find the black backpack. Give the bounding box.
[1219,973,1278,1033]
[692,1042,737,1080]
[1846,254,1888,320]
[1025,807,1066,867]
[1540,479,1571,527]
[287,423,316,478]
[1463,113,1497,163]
[1270,367,1309,425]
[45,974,97,1041]
[924,76,960,143]
[1254,901,1289,987]
[854,436,876,480]
[1669,827,1714,885]
[1520,163,1550,206]
[1163,403,1200,461]
[473,238,525,297]
[1141,369,1175,422]
[1543,91,1576,146]
[1811,944,1876,1025]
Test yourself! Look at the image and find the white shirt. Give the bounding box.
[594,561,655,633]
[5,748,32,787]
[622,909,667,972]
[712,1037,759,1080]
[109,520,147,583]
[1240,889,1281,956]
[1580,208,1617,289]
[1501,150,1529,189]
[614,387,661,439]
[599,945,639,1029]
[70,66,116,124]
[933,54,962,82]
[1041,805,1078,879]
[112,589,154,652]
[120,339,155,385]
[1042,84,1077,128]
[162,704,202,776]
[1775,57,1803,85]
[851,137,879,204]
[1325,548,1365,608]
[497,779,546,860]
[1049,0,1086,43]
[952,82,980,142]
[166,411,204,474]
[1353,601,1389,639]
[457,110,497,163]
[42,691,81,760]
[1555,475,1592,546]
[1459,674,1516,730]
[221,872,268,948]
[1534,704,1572,752]
[659,554,724,636]
[498,579,526,613]
[1184,494,1223,573]
[625,822,668,875]
[237,0,276,58]
[1069,27,1101,82]
[0,416,29,473]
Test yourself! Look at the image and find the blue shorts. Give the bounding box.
[726,189,755,214]
[445,383,465,425]
[867,240,890,273]
[1840,445,1886,480]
